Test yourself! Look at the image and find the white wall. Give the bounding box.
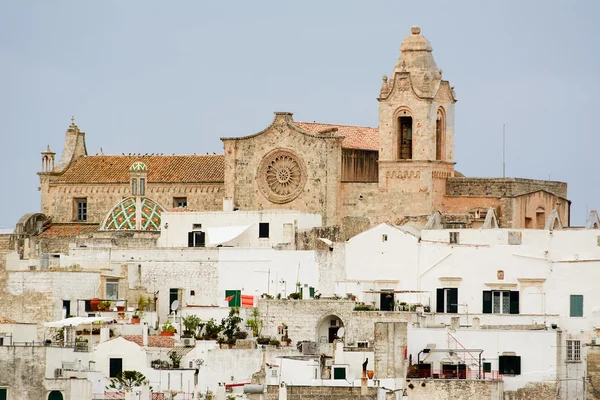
[408,327,557,391]
[157,210,322,248]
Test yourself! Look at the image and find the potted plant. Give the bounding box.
[131,312,141,324]
[221,308,242,345]
[181,315,201,338]
[98,301,112,311]
[138,295,153,311]
[90,297,101,311]
[256,337,271,345]
[161,320,176,336]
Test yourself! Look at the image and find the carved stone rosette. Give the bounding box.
[257,149,307,204]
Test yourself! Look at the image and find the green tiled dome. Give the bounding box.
[130,161,148,171]
[102,197,163,231]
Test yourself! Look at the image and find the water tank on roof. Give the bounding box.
[243,384,264,394]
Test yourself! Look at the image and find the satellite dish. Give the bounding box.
[171,300,180,312]
[336,327,345,338]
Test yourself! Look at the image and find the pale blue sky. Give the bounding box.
[1,1,598,228]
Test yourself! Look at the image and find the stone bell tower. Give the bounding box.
[377,26,457,214]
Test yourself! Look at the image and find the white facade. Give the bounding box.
[157,210,322,248]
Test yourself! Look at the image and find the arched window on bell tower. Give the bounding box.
[396,110,413,160]
[436,107,446,161]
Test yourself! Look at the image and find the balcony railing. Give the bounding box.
[408,369,502,381]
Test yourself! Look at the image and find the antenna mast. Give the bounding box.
[502,124,506,179]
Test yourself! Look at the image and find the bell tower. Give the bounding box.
[377,27,457,214]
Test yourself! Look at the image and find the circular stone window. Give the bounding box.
[257,149,307,204]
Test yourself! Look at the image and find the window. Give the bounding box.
[482,290,519,314]
[436,108,445,161]
[0,388,6,400]
[106,278,119,300]
[259,223,269,238]
[333,366,347,380]
[62,300,71,317]
[174,197,187,208]
[570,295,584,317]
[398,115,413,160]
[192,223,202,230]
[139,178,145,195]
[449,232,459,244]
[74,198,87,222]
[436,288,458,313]
[132,179,138,195]
[498,355,521,375]
[190,290,195,296]
[382,234,388,242]
[483,362,492,373]
[109,358,123,378]
[188,231,205,247]
[567,340,581,361]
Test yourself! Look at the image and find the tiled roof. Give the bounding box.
[122,334,174,348]
[55,155,224,183]
[39,224,99,238]
[295,122,379,151]
[0,316,16,324]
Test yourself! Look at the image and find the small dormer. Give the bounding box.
[129,161,148,196]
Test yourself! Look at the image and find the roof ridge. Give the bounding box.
[296,121,378,129]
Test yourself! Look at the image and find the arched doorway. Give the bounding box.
[316,315,344,344]
[48,391,64,400]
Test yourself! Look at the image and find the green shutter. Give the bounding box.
[483,362,491,372]
[309,287,315,298]
[482,291,492,314]
[0,388,6,400]
[333,367,346,380]
[570,295,583,317]
[225,290,241,307]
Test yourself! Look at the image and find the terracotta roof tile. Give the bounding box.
[295,122,379,151]
[0,316,16,324]
[122,335,174,348]
[39,224,99,238]
[55,155,224,184]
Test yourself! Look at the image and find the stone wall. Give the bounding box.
[588,345,600,399]
[42,182,224,224]
[446,178,567,199]
[265,385,377,400]
[0,346,47,400]
[405,379,503,400]
[503,382,557,400]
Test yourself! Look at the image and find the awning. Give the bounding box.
[43,316,113,328]
[205,225,251,246]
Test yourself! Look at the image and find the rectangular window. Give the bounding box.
[188,231,205,247]
[139,178,145,195]
[498,355,521,375]
[259,223,269,238]
[483,290,519,314]
[570,295,584,317]
[132,179,138,195]
[436,288,458,313]
[483,362,492,373]
[567,340,581,361]
[382,234,388,242]
[174,197,187,208]
[109,358,123,378]
[0,388,6,400]
[449,232,459,244]
[62,300,71,317]
[106,278,119,300]
[333,366,347,380]
[225,290,241,307]
[75,198,87,222]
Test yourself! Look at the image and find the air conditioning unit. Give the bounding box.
[301,341,318,355]
[54,368,63,378]
[183,337,196,347]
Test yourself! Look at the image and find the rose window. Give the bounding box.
[258,150,306,203]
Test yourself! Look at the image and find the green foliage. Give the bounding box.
[246,308,263,337]
[182,315,202,337]
[137,295,153,310]
[269,339,281,347]
[161,320,176,333]
[354,303,376,311]
[256,337,271,345]
[288,292,302,300]
[98,301,112,311]
[203,318,222,340]
[106,370,148,392]
[221,307,242,341]
[168,351,182,368]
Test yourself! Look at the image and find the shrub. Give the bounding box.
[256,337,270,345]
[269,339,281,347]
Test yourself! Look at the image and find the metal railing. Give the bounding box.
[409,369,502,381]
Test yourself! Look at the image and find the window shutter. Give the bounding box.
[436,288,444,313]
[482,291,492,314]
[509,291,520,314]
[513,356,521,375]
[447,288,458,314]
[188,232,194,247]
[570,295,583,317]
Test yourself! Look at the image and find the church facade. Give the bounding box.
[36,27,570,235]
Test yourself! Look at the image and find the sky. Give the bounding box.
[1,1,599,228]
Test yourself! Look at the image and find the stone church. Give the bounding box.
[35,27,570,237]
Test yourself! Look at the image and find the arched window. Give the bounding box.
[396,109,413,160]
[316,315,344,343]
[48,391,64,400]
[436,108,445,161]
[132,179,138,196]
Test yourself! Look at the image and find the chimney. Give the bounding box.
[223,197,234,212]
[142,322,148,347]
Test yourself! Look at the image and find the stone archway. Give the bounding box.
[316,314,344,344]
[48,391,64,400]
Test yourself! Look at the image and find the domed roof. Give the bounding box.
[130,161,148,171]
[102,197,164,231]
[393,26,442,98]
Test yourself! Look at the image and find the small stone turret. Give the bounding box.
[41,145,55,173]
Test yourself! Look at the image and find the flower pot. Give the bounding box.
[160,331,174,336]
[90,298,101,311]
[131,317,141,324]
[116,306,125,312]
[367,370,374,379]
